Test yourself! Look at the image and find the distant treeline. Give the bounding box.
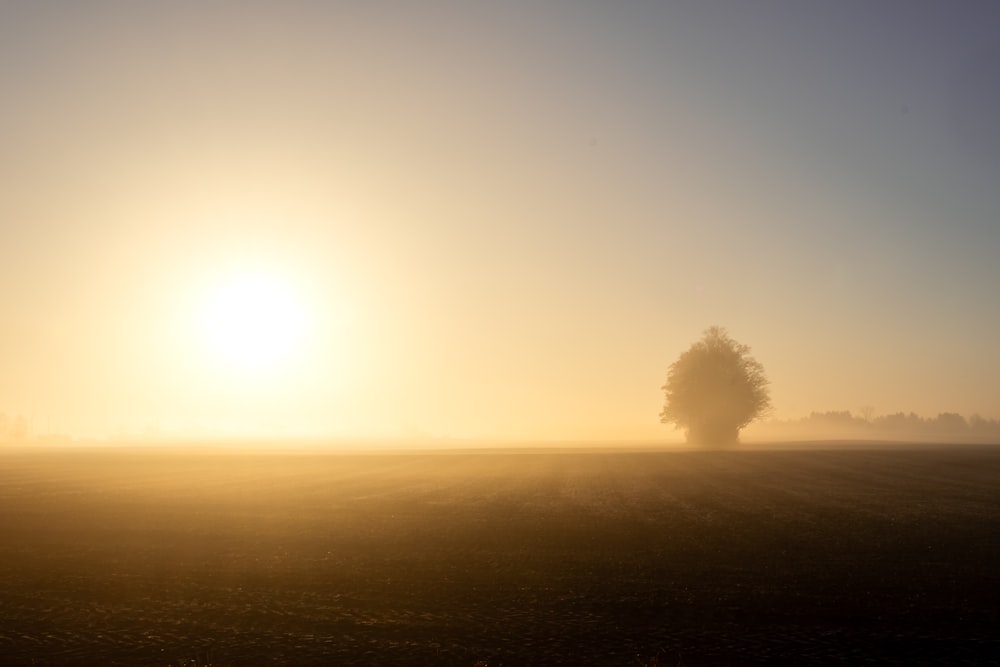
[4,409,1000,445]
[747,410,1000,443]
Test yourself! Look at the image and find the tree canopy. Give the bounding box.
[660,327,770,446]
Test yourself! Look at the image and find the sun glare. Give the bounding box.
[198,270,310,376]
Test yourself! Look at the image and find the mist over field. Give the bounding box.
[2,444,999,665]
[3,1,1000,663]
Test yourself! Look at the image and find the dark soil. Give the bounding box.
[0,445,997,665]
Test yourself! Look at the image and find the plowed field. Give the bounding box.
[1,445,997,665]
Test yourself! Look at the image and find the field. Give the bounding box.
[0,444,998,665]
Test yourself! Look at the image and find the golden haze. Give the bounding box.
[2,3,999,441]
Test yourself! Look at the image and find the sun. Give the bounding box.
[197,269,310,377]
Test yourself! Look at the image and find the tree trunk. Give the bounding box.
[686,422,739,447]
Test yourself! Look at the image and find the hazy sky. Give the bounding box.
[2,1,999,441]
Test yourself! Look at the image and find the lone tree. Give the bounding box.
[660,326,770,446]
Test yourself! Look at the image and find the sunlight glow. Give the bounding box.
[198,270,310,376]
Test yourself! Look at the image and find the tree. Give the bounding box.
[660,326,770,446]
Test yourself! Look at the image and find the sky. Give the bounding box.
[1,1,999,441]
